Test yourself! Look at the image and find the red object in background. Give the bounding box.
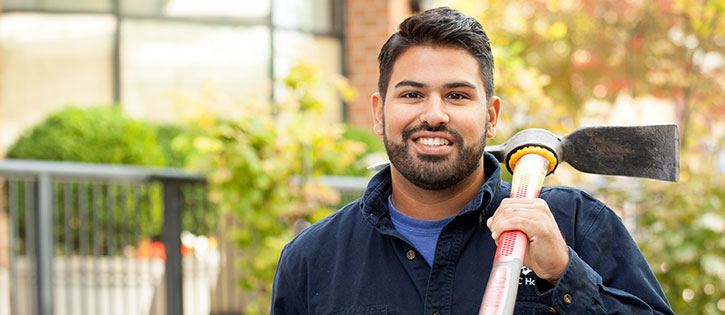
[137,239,194,261]
[137,239,166,261]
[181,243,194,256]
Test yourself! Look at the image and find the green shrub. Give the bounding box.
[5,106,200,254]
[177,63,366,314]
[342,125,384,154]
[157,124,188,168]
[7,106,166,166]
[337,125,386,176]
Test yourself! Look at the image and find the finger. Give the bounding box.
[491,216,539,234]
[499,198,548,211]
[492,207,550,226]
[494,199,553,223]
[489,216,539,243]
[489,203,536,239]
[489,198,554,243]
[493,200,536,221]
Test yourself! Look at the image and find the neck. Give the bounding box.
[390,161,486,220]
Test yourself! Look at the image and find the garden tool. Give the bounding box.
[479,124,679,315]
[367,124,680,315]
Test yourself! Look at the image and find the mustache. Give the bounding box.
[401,123,464,145]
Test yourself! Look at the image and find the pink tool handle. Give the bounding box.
[480,153,550,315]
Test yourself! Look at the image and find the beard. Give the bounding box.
[383,119,487,190]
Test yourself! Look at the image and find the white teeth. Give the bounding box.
[416,137,450,146]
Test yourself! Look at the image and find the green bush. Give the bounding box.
[177,63,366,314]
[7,106,166,166]
[5,106,201,254]
[342,125,384,153]
[157,124,188,168]
[338,125,386,176]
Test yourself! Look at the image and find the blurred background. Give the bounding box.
[0,0,723,314]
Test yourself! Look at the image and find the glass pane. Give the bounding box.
[121,0,167,16]
[0,13,115,151]
[274,0,335,33]
[121,20,271,122]
[122,0,271,18]
[2,0,112,12]
[274,31,342,121]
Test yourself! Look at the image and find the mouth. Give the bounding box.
[410,133,455,155]
[414,137,452,146]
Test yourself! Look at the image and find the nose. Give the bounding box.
[418,95,450,126]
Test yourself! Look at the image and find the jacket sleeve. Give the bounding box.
[271,245,306,315]
[536,204,675,314]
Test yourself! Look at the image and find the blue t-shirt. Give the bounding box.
[388,196,455,266]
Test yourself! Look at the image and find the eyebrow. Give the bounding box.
[392,80,477,90]
[393,80,426,89]
[444,81,477,90]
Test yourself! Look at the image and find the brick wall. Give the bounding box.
[344,0,412,128]
[0,1,7,271]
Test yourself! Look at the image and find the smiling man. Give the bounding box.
[376,45,496,219]
[271,7,674,315]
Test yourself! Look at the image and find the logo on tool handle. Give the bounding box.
[481,266,511,315]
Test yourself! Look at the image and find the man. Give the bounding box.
[272,7,674,315]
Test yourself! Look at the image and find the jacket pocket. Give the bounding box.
[328,305,388,315]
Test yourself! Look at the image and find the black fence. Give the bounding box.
[0,159,211,315]
[0,160,368,315]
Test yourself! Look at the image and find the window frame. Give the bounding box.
[1,0,346,115]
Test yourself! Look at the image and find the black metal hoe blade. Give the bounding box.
[486,124,680,182]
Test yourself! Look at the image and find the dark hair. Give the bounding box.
[377,7,494,103]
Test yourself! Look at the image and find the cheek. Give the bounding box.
[452,109,488,138]
[385,107,417,132]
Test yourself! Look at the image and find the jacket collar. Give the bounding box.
[360,152,506,228]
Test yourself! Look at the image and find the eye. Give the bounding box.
[401,91,423,99]
[447,92,469,100]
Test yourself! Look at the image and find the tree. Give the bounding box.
[453,0,725,313]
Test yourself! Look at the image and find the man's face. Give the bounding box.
[372,45,499,190]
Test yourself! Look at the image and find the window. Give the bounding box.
[0,0,344,151]
[0,13,115,149]
[121,21,270,122]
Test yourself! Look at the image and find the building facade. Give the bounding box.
[0,0,433,154]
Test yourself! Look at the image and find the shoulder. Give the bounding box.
[539,185,606,210]
[278,200,368,267]
[539,185,610,223]
[538,185,621,246]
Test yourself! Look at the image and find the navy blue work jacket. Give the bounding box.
[271,153,674,314]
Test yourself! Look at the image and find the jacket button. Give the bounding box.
[563,293,573,305]
[548,306,557,313]
[406,250,416,260]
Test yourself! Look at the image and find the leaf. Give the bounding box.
[547,21,568,39]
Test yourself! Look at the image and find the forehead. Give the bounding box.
[388,45,485,90]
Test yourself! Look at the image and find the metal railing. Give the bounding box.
[0,159,369,315]
[0,159,208,315]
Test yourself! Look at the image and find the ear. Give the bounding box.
[371,92,384,136]
[486,96,501,139]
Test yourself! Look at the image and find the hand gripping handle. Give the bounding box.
[479,149,554,315]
